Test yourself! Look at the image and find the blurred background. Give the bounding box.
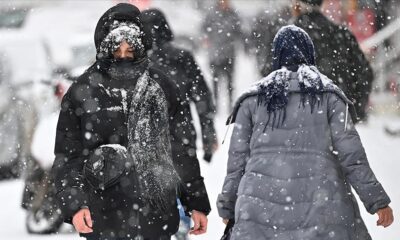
[0,0,399,239]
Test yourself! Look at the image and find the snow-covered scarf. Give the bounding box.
[127,70,180,212]
[225,25,353,134]
[226,64,351,132]
[237,24,346,129]
[98,20,146,59]
[257,65,338,129]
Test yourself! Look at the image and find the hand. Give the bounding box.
[223,218,229,225]
[72,208,93,233]
[376,206,394,228]
[189,210,208,235]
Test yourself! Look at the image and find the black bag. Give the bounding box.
[220,219,235,240]
[83,145,132,190]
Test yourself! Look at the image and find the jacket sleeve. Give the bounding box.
[178,175,211,216]
[172,103,212,215]
[217,99,253,219]
[328,94,390,214]
[51,86,88,224]
[185,52,218,156]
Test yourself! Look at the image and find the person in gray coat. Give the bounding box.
[217,25,393,240]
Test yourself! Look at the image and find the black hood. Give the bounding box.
[94,3,152,59]
[141,9,174,47]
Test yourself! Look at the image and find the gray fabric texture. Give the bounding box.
[217,71,390,240]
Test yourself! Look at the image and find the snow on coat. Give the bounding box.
[52,3,182,239]
[127,69,180,211]
[217,67,390,240]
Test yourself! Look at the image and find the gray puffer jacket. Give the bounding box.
[217,71,390,240]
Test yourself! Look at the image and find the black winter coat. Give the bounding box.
[294,11,374,122]
[141,9,215,215]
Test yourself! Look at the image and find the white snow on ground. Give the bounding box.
[0,50,399,240]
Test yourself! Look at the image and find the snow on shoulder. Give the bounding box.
[228,64,350,125]
[98,144,128,155]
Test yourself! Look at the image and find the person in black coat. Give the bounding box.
[51,4,207,240]
[141,8,216,238]
[293,0,374,122]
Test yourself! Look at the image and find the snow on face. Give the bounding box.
[99,20,145,58]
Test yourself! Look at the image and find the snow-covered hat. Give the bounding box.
[94,3,151,60]
[98,20,145,59]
